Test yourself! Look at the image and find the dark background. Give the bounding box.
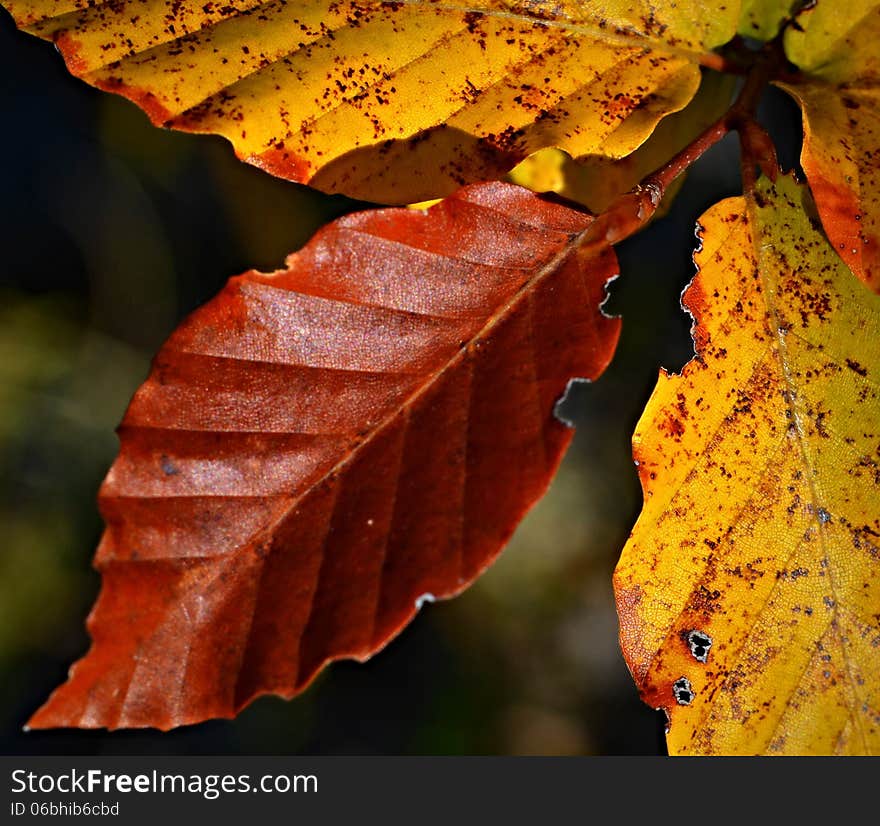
[0,11,802,756]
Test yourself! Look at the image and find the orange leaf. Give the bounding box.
[0,0,739,203]
[779,1,880,292]
[614,174,880,755]
[29,182,620,730]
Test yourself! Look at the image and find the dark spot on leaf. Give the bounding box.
[846,359,868,377]
[160,455,179,476]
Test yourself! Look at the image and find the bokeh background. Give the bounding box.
[0,11,803,756]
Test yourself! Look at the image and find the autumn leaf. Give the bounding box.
[507,68,736,215]
[614,174,880,755]
[0,0,739,203]
[27,182,620,730]
[737,0,799,41]
[778,1,880,292]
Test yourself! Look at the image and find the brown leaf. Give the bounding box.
[29,182,621,730]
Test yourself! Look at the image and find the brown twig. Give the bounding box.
[578,33,792,251]
[730,36,787,194]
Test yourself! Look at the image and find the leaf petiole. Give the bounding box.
[583,33,794,251]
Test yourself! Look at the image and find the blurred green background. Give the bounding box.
[0,11,803,755]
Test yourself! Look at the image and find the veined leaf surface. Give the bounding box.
[614,175,880,755]
[780,1,880,292]
[507,69,736,214]
[1,0,740,203]
[29,182,621,730]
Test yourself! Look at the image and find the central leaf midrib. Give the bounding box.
[747,189,871,754]
[209,201,600,584]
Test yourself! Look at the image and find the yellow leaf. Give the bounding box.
[1,0,741,203]
[737,0,798,42]
[783,0,880,80]
[614,174,880,755]
[507,69,736,214]
[778,2,880,292]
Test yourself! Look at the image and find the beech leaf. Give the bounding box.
[778,1,880,292]
[1,0,740,203]
[28,182,621,730]
[737,0,799,41]
[614,174,880,755]
[507,69,736,215]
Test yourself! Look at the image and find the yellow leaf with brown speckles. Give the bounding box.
[0,0,740,203]
[737,0,798,42]
[614,174,880,755]
[506,68,736,214]
[778,1,880,292]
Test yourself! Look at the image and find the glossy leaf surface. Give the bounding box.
[614,175,880,755]
[29,182,621,730]
[1,0,740,203]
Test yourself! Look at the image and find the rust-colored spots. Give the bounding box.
[779,50,880,294]
[5,0,737,203]
[614,175,880,755]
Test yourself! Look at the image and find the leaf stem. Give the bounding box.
[730,36,787,194]
[698,51,749,75]
[579,34,791,251]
